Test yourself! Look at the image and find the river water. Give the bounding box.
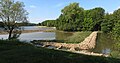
[0,26,117,54]
[0,26,56,42]
[93,33,115,54]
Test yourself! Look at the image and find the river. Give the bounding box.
[0,26,117,55]
[0,26,56,42]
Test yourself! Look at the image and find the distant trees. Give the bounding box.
[41,20,56,27]
[0,0,28,40]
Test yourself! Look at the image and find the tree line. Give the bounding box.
[41,3,105,31]
[41,2,120,38]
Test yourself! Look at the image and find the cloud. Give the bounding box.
[108,6,120,14]
[30,5,37,8]
[117,6,120,9]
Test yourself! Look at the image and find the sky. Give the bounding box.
[15,0,120,23]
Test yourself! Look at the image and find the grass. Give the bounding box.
[31,31,91,44]
[0,40,120,63]
[65,32,91,43]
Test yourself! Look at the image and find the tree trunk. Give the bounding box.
[8,29,13,40]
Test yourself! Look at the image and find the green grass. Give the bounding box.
[31,31,91,44]
[0,40,120,63]
[65,32,91,43]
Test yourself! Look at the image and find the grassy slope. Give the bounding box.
[0,40,120,63]
[65,32,91,43]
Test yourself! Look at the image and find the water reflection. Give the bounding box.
[0,32,55,42]
[55,31,73,41]
[93,33,115,54]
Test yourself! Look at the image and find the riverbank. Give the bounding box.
[0,30,40,35]
[0,26,56,35]
[0,40,120,63]
[0,29,56,35]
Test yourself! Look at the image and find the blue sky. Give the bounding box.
[15,0,120,23]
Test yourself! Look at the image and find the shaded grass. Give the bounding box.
[65,32,91,43]
[0,40,120,63]
[0,40,31,52]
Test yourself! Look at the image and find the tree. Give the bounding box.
[113,8,120,21]
[89,7,105,31]
[82,18,93,31]
[0,0,28,40]
[112,9,120,40]
[101,13,114,33]
[57,2,84,31]
[113,20,120,40]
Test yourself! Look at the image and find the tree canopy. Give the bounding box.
[0,0,28,40]
[41,2,105,31]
